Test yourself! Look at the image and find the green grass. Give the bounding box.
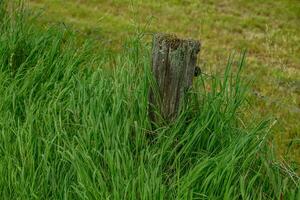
[1,1,300,199]
[27,0,300,166]
[0,1,299,199]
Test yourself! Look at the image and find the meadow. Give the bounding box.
[0,1,299,199]
[27,0,300,166]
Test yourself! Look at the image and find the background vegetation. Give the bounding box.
[28,0,300,166]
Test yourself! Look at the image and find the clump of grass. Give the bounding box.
[0,2,299,199]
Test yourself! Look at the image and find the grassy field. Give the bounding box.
[0,1,299,199]
[27,0,300,166]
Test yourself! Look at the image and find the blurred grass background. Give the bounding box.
[28,0,300,166]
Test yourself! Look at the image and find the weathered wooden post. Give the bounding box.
[149,33,201,123]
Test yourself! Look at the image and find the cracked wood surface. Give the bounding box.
[149,33,201,123]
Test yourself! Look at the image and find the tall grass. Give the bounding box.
[0,2,299,199]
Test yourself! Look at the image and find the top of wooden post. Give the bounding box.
[153,33,201,52]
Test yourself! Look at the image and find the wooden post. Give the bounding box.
[149,33,201,123]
